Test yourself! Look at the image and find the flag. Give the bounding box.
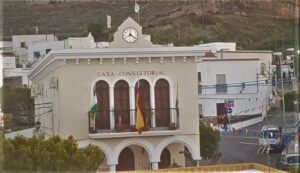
[136,86,144,134]
[175,83,179,108]
[89,94,97,130]
[90,95,97,118]
[134,1,140,13]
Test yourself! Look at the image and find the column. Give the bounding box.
[170,84,175,124]
[150,84,156,127]
[130,86,136,125]
[151,162,158,170]
[109,86,115,130]
[109,164,116,172]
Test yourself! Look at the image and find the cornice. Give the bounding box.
[28,47,208,80]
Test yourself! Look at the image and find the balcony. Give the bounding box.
[88,108,180,138]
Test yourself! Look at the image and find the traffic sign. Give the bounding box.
[226,107,233,114]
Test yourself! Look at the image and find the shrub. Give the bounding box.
[2,135,104,172]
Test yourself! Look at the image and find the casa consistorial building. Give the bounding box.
[28,17,204,171]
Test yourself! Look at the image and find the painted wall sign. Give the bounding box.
[97,70,166,77]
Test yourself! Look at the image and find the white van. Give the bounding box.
[258,125,282,150]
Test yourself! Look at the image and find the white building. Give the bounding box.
[64,33,95,49]
[27,17,202,172]
[12,34,56,65]
[197,47,273,127]
[28,41,65,64]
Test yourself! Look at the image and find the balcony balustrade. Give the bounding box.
[88,108,179,134]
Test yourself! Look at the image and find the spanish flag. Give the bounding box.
[136,87,144,134]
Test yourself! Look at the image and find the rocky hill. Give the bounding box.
[2,0,299,50]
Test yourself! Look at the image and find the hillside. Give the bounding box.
[2,0,299,50]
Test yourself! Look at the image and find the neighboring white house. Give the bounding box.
[12,34,56,65]
[64,33,95,49]
[196,43,274,128]
[28,41,65,64]
[197,42,236,53]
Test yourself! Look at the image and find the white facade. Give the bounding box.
[64,33,95,49]
[3,68,31,86]
[197,59,272,118]
[12,34,56,65]
[28,41,65,64]
[2,56,16,69]
[28,17,202,172]
[198,42,236,53]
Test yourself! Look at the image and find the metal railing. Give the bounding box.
[88,108,179,133]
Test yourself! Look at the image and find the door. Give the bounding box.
[117,147,135,171]
[155,79,170,127]
[216,103,227,124]
[95,80,110,130]
[114,80,130,126]
[159,148,171,169]
[135,79,151,127]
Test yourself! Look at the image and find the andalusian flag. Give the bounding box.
[175,83,179,108]
[135,87,144,134]
[90,95,97,118]
[89,95,97,130]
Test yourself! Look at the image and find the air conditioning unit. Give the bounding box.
[36,83,43,95]
[49,77,58,89]
[31,86,36,97]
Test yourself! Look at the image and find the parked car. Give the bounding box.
[277,153,300,170]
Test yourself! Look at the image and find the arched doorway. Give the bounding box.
[114,80,130,127]
[155,79,170,127]
[159,148,171,169]
[116,147,134,171]
[95,80,110,130]
[135,79,151,128]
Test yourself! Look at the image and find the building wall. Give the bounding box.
[12,35,55,65]
[28,41,64,63]
[197,59,272,117]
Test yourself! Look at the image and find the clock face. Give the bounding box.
[122,27,138,43]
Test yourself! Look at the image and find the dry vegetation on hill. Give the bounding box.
[2,0,298,50]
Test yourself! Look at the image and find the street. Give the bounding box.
[218,107,298,168]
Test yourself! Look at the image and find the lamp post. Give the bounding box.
[274,52,286,133]
[286,48,298,90]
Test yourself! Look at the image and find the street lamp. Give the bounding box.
[286,48,298,90]
[274,52,286,133]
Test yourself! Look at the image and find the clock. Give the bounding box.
[122,27,138,43]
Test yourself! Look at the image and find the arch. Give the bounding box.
[117,147,135,171]
[94,80,110,130]
[114,80,130,126]
[155,136,201,162]
[135,79,151,127]
[159,148,171,169]
[77,139,117,165]
[155,79,170,127]
[114,138,157,163]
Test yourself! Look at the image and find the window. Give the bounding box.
[46,49,51,54]
[114,80,130,126]
[155,79,170,127]
[216,74,227,93]
[94,80,110,130]
[198,72,202,82]
[198,85,202,94]
[33,51,41,59]
[135,79,151,127]
[20,42,26,48]
[198,104,203,119]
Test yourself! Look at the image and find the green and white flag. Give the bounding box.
[90,95,97,118]
[89,95,97,130]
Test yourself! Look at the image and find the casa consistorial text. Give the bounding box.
[97,70,166,77]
